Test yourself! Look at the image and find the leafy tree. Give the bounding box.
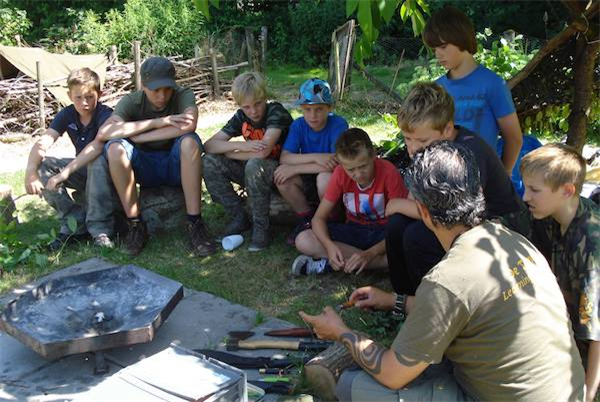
[0,0,31,45]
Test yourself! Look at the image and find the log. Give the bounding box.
[139,186,187,235]
[0,185,18,225]
[133,41,141,91]
[305,341,355,401]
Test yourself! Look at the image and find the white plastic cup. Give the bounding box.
[222,234,244,251]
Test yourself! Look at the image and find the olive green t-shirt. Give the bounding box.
[114,86,196,151]
[393,221,585,402]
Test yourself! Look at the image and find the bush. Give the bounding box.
[0,0,31,46]
[35,0,207,60]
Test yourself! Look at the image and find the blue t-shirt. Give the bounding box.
[437,65,516,149]
[283,114,348,154]
[49,103,113,155]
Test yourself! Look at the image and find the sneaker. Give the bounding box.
[285,221,311,246]
[48,232,88,251]
[248,227,270,252]
[223,211,251,237]
[187,220,217,257]
[124,220,147,256]
[93,233,114,248]
[291,255,333,276]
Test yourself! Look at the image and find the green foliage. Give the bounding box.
[0,0,31,46]
[474,28,534,81]
[30,0,207,59]
[348,0,429,65]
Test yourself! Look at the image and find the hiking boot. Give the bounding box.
[223,211,251,237]
[124,220,147,256]
[285,221,311,246]
[93,233,114,249]
[48,232,88,252]
[248,227,270,252]
[188,220,217,257]
[291,255,333,276]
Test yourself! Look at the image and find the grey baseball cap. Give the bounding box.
[141,57,177,90]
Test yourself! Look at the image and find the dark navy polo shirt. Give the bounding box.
[49,103,113,155]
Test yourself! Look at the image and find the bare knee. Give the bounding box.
[107,142,127,162]
[316,172,332,198]
[295,229,318,254]
[180,136,200,159]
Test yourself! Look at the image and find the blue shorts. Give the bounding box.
[328,221,386,250]
[105,133,203,188]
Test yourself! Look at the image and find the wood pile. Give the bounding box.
[0,54,245,139]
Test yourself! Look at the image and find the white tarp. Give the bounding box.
[0,45,107,106]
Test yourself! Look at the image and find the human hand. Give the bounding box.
[299,306,350,341]
[326,244,345,270]
[241,140,267,153]
[344,250,374,275]
[162,114,195,131]
[46,171,68,192]
[314,154,338,171]
[25,172,44,196]
[349,286,396,311]
[274,164,297,185]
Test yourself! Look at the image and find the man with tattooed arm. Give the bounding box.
[300,141,585,402]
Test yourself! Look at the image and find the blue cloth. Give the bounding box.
[328,221,386,250]
[497,134,543,198]
[105,133,203,188]
[49,103,113,155]
[283,114,348,154]
[437,65,515,149]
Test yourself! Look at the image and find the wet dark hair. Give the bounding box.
[405,141,485,228]
[422,6,477,54]
[335,128,375,159]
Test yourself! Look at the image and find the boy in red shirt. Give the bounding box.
[292,128,410,275]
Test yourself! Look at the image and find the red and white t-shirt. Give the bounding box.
[324,158,408,225]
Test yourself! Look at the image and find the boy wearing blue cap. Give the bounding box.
[98,56,215,257]
[275,78,348,245]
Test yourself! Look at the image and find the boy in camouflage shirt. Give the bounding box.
[203,72,293,251]
[503,143,600,401]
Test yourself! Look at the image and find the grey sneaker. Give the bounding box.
[291,255,333,276]
[248,227,270,252]
[93,233,114,248]
[223,211,251,237]
[124,220,147,256]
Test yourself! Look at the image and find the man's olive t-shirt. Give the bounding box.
[393,221,585,402]
[113,86,196,151]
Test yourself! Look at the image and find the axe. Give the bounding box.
[226,331,331,351]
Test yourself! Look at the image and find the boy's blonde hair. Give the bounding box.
[335,128,375,160]
[232,72,267,104]
[521,143,587,193]
[397,82,454,133]
[67,67,101,94]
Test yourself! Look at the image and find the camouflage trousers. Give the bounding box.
[39,155,121,237]
[203,154,277,230]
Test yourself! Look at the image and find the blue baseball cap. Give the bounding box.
[295,78,333,106]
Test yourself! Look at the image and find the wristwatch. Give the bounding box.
[392,293,407,320]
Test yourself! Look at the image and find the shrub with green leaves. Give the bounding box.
[0,0,31,46]
[42,0,207,60]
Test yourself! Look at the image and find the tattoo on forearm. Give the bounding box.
[340,332,386,376]
[393,351,420,367]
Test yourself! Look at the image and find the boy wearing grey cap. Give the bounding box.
[98,56,215,257]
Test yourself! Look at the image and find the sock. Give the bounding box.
[128,216,142,223]
[187,214,201,224]
[296,210,314,224]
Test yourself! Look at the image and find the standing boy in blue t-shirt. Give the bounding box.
[422,5,523,176]
[24,67,116,250]
[275,78,348,245]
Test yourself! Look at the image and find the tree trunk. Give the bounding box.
[566,37,600,153]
